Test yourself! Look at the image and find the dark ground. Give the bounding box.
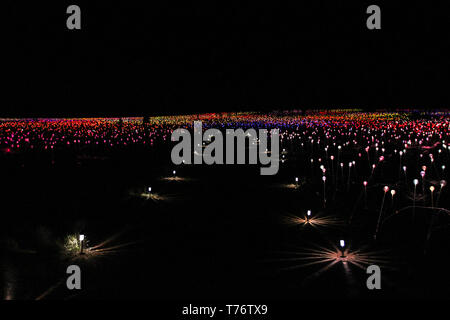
[1,140,449,300]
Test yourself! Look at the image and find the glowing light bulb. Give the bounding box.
[413,179,419,186]
[384,186,389,193]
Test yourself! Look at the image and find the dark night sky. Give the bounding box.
[4,1,450,116]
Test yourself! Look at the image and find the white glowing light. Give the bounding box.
[340,240,345,248]
[79,234,85,241]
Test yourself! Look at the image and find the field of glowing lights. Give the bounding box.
[1,109,450,300]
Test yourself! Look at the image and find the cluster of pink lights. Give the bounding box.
[0,111,448,154]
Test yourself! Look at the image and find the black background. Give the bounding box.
[5,1,450,116]
[3,2,450,307]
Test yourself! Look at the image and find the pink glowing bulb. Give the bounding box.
[363,181,368,186]
[384,186,389,193]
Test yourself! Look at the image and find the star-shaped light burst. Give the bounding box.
[282,212,344,230]
[268,242,392,284]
